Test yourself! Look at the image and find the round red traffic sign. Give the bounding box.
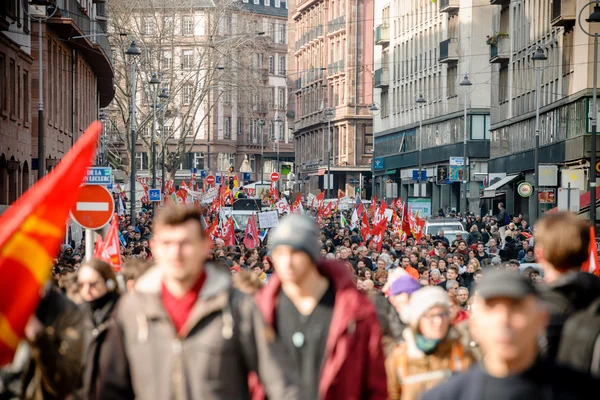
[70,185,114,230]
[270,172,280,182]
[205,175,216,185]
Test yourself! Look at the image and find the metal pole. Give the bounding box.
[260,122,264,183]
[38,19,44,180]
[568,182,572,211]
[417,106,423,197]
[207,88,211,173]
[327,118,331,199]
[161,115,166,195]
[591,33,598,229]
[533,67,541,222]
[85,229,94,261]
[152,89,157,189]
[277,134,280,192]
[130,62,137,227]
[463,90,468,214]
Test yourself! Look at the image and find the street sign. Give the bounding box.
[518,182,533,197]
[70,185,114,230]
[216,176,222,184]
[199,170,207,178]
[243,172,251,181]
[373,157,385,171]
[538,188,556,204]
[412,170,427,181]
[84,167,112,185]
[449,157,468,166]
[205,175,216,185]
[270,171,280,182]
[149,189,161,202]
[190,167,197,174]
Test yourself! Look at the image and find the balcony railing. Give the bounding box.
[328,16,346,33]
[489,39,509,64]
[295,78,302,90]
[375,25,389,46]
[439,0,459,14]
[295,24,325,51]
[438,39,458,64]
[551,0,576,27]
[374,68,389,88]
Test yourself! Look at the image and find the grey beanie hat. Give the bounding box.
[269,214,320,261]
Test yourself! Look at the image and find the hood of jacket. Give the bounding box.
[541,271,600,315]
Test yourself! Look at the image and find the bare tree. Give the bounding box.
[106,0,269,178]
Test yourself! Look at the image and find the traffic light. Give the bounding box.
[228,177,234,190]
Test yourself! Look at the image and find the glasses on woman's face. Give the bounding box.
[422,311,450,321]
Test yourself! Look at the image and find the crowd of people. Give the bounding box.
[2,195,600,400]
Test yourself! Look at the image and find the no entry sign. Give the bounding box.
[270,172,280,182]
[70,185,114,230]
[205,175,216,185]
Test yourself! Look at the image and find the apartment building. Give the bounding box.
[372,0,493,215]
[484,0,599,222]
[289,0,374,198]
[0,0,113,210]
[106,0,293,188]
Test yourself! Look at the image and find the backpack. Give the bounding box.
[557,297,600,377]
[503,211,510,226]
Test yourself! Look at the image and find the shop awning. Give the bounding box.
[546,186,600,214]
[307,169,326,177]
[482,174,520,199]
[386,169,397,175]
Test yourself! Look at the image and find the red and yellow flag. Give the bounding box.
[0,121,101,366]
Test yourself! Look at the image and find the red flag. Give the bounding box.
[581,226,600,277]
[369,197,378,216]
[100,217,123,272]
[314,191,325,210]
[371,219,388,252]
[207,218,220,241]
[321,201,334,218]
[93,235,104,259]
[402,202,411,237]
[243,215,260,249]
[290,197,303,213]
[413,213,425,242]
[221,217,236,247]
[361,212,372,241]
[0,121,101,366]
[337,189,345,200]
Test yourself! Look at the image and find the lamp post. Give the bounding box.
[274,114,283,192]
[369,103,380,200]
[459,74,473,214]
[258,119,265,183]
[126,41,142,226]
[149,73,160,192]
[158,87,169,195]
[325,108,335,199]
[579,1,600,228]
[527,47,549,222]
[415,94,427,198]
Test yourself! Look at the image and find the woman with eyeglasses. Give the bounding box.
[385,286,475,400]
[77,259,121,399]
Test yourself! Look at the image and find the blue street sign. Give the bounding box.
[412,170,427,181]
[216,176,222,184]
[148,188,162,202]
[373,157,385,171]
[243,172,251,181]
[190,167,198,174]
[349,178,359,184]
[199,170,207,178]
[84,167,112,185]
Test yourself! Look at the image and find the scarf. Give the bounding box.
[415,333,442,355]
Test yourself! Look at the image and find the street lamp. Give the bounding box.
[369,103,380,200]
[126,40,142,226]
[158,87,169,196]
[458,74,473,214]
[258,119,265,183]
[579,1,600,228]
[149,73,160,197]
[274,114,283,192]
[415,94,427,198]
[527,46,550,222]
[324,108,335,199]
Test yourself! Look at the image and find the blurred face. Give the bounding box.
[490,239,497,247]
[409,254,418,264]
[78,266,108,302]
[477,244,484,253]
[320,248,327,256]
[401,257,410,267]
[431,271,440,281]
[467,263,476,273]
[389,292,410,313]
[457,289,469,304]
[471,296,548,365]
[474,272,483,283]
[438,260,447,270]
[418,305,450,340]
[447,269,458,280]
[365,270,372,280]
[151,220,212,285]
[340,248,349,259]
[271,245,315,285]
[447,284,458,295]
[252,266,263,275]
[421,270,429,280]
[376,259,386,270]
[458,242,467,251]
[357,260,366,269]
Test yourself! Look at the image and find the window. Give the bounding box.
[182,49,194,69]
[278,55,286,75]
[275,0,281,7]
[135,153,148,170]
[269,121,275,141]
[278,124,284,141]
[265,0,270,6]
[364,126,373,153]
[237,117,243,135]
[499,65,509,104]
[161,51,172,69]
[224,117,231,138]
[142,17,154,35]
[193,152,205,169]
[9,59,15,116]
[269,56,275,74]
[278,88,285,109]
[471,115,491,140]
[23,71,28,124]
[254,0,259,4]
[279,23,286,43]
[446,66,457,98]
[229,154,235,168]
[249,155,256,172]
[182,83,193,105]
[182,16,193,35]
[269,88,275,108]
[223,89,231,105]
[0,55,5,113]
[163,16,174,33]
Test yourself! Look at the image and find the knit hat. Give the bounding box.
[390,275,421,296]
[401,286,449,327]
[269,214,320,262]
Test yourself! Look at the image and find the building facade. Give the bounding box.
[372,0,493,216]
[0,0,113,211]
[105,0,294,189]
[485,0,600,223]
[289,0,374,198]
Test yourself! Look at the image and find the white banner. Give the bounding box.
[258,211,279,229]
[338,197,350,211]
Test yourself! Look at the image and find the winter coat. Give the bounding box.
[97,263,298,400]
[385,328,475,400]
[254,260,388,400]
[539,271,600,361]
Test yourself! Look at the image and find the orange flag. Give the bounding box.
[0,121,101,366]
[581,226,600,277]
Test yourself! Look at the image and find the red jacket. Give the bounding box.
[254,260,387,400]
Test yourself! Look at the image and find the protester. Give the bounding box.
[97,205,298,399]
[256,213,387,400]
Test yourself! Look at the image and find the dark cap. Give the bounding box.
[478,269,537,300]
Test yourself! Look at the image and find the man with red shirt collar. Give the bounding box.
[98,205,297,400]
[255,214,387,400]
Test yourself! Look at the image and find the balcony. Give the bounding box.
[374,68,389,88]
[375,25,390,47]
[490,0,510,5]
[439,0,459,14]
[489,39,510,64]
[438,39,459,64]
[295,78,302,90]
[551,0,576,28]
[328,16,346,33]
